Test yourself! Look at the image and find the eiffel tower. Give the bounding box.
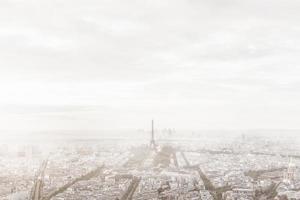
[150,119,156,150]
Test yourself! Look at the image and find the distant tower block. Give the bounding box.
[284,157,296,184]
[150,120,156,149]
[288,158,296,179]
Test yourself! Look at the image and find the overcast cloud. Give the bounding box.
[1,0,300,131]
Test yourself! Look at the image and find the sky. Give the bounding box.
[1,0,300,132]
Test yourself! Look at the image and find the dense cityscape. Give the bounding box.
[2,0,300,199]
[1,122,300,200]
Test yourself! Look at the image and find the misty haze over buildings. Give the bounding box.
[3,1,300,200]
[1,0,300,133]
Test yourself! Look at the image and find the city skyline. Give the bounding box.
[1,1,300,199]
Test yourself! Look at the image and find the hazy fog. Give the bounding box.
[1,0,300,132]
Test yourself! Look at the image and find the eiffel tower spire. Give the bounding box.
[150,119,156,149]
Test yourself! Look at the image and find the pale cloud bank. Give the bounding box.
[1,0,300,131]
